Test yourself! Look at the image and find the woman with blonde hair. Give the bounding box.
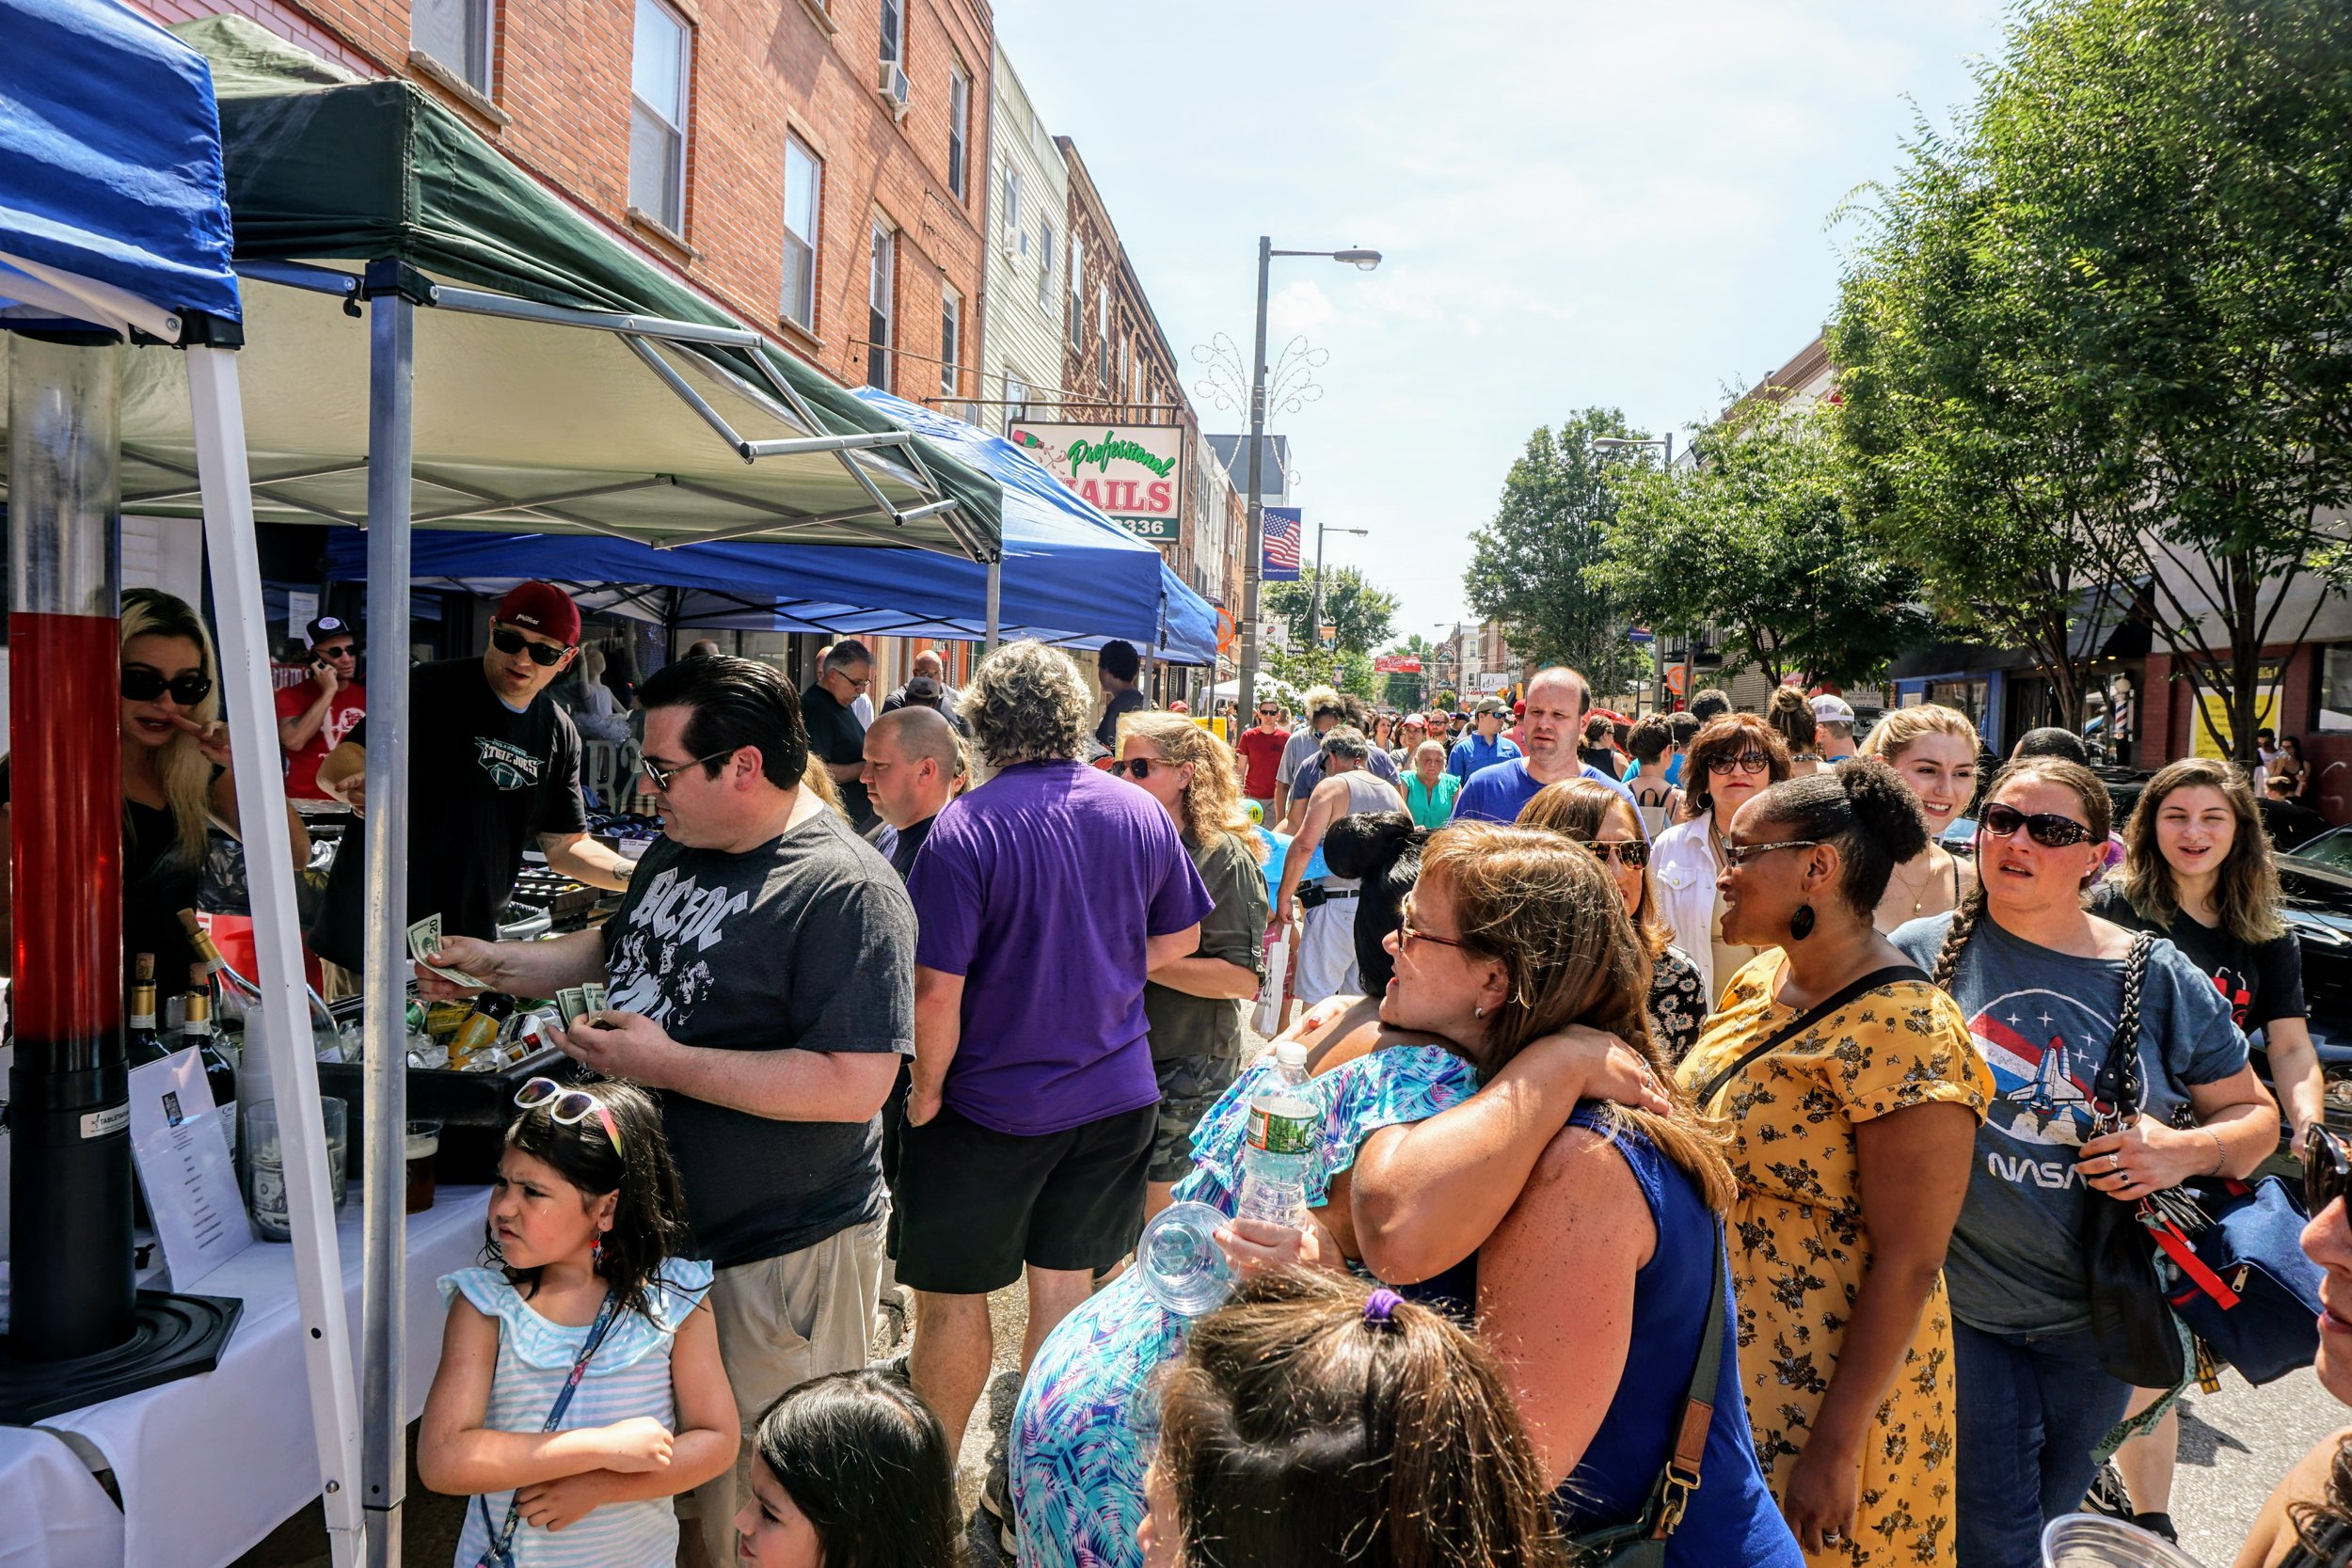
[1113,710,1271,1219]
[2090,756,2318,1544]
[0,588,307,986]
[1518,779,1707,1061]
[1860,703,1981,930]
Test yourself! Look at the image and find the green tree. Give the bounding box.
[1596,400,1931,687]
[1463,410,1651,697]
[1263,565,1398,697]
[1960,0,2352,758]
[1832,125,2143,732]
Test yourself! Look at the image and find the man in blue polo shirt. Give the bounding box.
[1453,667,1641,826]
[1446,696,1522,783]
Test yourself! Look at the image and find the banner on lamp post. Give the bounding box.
[1261,506,1302,581]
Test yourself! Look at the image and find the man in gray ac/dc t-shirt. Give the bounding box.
[1889,911,2247,1333]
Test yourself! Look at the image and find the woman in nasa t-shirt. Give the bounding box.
[1889,756,2276,1568]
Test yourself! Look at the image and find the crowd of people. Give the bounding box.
[28,575,2352,1568]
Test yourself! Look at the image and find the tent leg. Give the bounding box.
[359,288,416,1568]
[984,559,1000,655]
[186,345,369,1568]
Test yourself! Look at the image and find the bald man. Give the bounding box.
[1450,666,1642,825]
[881,648,963,731]
[863,705,964,879]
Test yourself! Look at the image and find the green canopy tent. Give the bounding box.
[26,23,1009,1560]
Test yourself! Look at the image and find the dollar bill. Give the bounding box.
[405,913,490,990]
[580,981,608,1015]
[555,987,588,1027]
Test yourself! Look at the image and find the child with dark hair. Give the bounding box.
[1140,1270,1560,1568]
[735,1369,961,1568]
[419,1080,737,1566]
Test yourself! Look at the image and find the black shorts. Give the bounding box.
[892,1101,1157,1295]
[1148,1053,1238,1184]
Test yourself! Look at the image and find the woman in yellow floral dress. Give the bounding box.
[1676,763,1992,1566]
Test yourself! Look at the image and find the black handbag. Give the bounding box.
[2080,934,2188,1388]
[1559,1226,1726,1567]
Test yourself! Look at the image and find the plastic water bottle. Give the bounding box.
[1136,1200,1233,1316]
[1136,1043,1318,1316]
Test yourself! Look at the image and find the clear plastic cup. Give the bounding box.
[2041,1514,2205,1567]
[1136,1200,1235,1317]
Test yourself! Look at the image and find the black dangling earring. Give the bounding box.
[1788,903,1816,942]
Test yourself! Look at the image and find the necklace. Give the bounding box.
[1887,853,1939,918]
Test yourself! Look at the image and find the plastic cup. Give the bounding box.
[1136,1200,1235,1317]
[2040,1514,2206,1567]
[405,1121,442,1214]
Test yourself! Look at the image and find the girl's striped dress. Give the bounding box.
[439,1256,712,1568]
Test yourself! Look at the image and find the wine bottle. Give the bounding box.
[179,908,350,1066]
[127,952,167,1067]
[181,979,238,1158]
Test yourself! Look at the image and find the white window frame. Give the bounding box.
[1002,166,1023,256]
[947,65,970,200]
[628,0,691,233]
[1037,219,1055,308]
[867,221,895,390]
[1003,370,1029,432]
[1070,231,1085,340]
[779,134,820,331]
[878,0,902,65]
[413,0,494,96]
[1097,292,1110,385]
[940,284,961,400]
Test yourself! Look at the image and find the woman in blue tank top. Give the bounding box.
[1360,824,1803,1567]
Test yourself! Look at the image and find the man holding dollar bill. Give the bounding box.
[414,653,913,1568]
[309,581,633,981]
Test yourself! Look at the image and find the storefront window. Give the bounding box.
[2321,643,2352,731]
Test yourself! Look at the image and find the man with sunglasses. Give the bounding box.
[1234,698,1290,818]
[275,614,366,801]
[310,581,633,977]
[1450,666,1642,826]
[802,639,879,834]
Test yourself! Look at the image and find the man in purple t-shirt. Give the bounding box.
[900,641,1211,1478]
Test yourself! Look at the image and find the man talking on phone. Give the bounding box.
[276,615,367,801]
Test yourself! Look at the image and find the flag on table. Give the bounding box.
[1263,506,1301,581]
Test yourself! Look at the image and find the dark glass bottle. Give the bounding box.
[183,980,238,1158]
[127,952,167,1068]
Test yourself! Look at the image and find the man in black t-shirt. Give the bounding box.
[309,581,633,975]
[802,638,878,832]
[2261,775,2328,852]
[1092,637,1148,752]
[414,654,913,1568]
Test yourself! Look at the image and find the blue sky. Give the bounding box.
[992,0,2014,642]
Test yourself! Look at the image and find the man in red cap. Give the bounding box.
[308,580,635,977]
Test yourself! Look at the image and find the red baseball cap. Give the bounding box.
[495,581,580,646]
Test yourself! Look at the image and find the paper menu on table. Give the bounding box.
[129,1050,252,1289]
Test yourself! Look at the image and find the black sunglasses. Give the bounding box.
[490,624,571,667]
[2307,1125,2352,1217]
[121,666,214,705]
[1110,757,1169,780]
[1572,836,1650,869]
[1706,751,1774,775]
[1979,801,2097,849]
[641,749,734,792]
[312,642,356,660]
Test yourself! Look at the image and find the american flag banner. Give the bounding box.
[1262,506,1302,581]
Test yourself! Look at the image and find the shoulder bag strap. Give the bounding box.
[474,1289,623,1568]
[1693,965,1929,1111]
[2091,934,2155,1123]
[1643,1221,1727,1542]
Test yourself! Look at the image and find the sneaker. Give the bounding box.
[867,1351,910,1386]
[980,1454,1016,1556]
[2083,1461,2134,1519]
[2133,1512,2179,1544]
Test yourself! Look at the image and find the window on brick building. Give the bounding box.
[867,223,895,390]
[940,285,961,400]
[1037,220,1055,308]
[947,66,970,200]
[878,0,902,65]
[1097,293,1109,385]
[628,0,690,234]
[413,0,493,95]
[779,135,820,331]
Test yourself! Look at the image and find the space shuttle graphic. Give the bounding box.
[2022,1031,2092,1132]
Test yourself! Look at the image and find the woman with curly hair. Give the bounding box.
[1651,712,1793,1006]
[1768,685,1822,777]
[2092,757,2318,1542]
[1112,711,1270,1221]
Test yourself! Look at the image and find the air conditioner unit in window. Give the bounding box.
[877,60,911,119]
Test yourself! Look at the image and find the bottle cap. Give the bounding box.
[1274,1040,1308,1071]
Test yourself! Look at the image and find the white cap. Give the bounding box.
[1810,693,1856,725]
[1274,1040,1309,1071]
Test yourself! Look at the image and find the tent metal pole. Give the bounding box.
[185,345,369,1568]
[985,559,1001,654]
[359,286,416,1568]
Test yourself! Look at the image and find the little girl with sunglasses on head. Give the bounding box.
[419,1079,736,1567]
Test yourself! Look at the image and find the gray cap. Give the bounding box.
[1810,694,1855,725]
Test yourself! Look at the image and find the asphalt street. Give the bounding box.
[2172,1364,2346,1566]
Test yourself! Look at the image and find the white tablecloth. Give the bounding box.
[1,1185,490,1568]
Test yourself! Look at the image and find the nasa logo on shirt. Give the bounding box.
[1968,987,2117,1150]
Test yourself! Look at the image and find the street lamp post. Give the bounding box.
[1238,238,1380,716]
[1592,433,1676,717]
[1309,519,1369,680]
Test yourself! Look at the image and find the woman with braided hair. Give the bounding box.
[1886,757,2278,1568]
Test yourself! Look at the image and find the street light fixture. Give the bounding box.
[1590,433,1677,716]
[1238,238,1383,716]
[1309,521,1369,669]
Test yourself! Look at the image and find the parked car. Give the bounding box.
[2277,832,2352,1130]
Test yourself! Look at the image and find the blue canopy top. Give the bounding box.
[0,0,240,337]
[326,396,1224,663]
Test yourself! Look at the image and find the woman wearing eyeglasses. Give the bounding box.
[1653,713,1795,1007]
[1887,756,2278,1568]
[0,588,308,989]
[2234,1125,2352,1568]
[1112,713,1270,1222]
[1674,760,1991,1564]
[1518,780,1708,1062]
